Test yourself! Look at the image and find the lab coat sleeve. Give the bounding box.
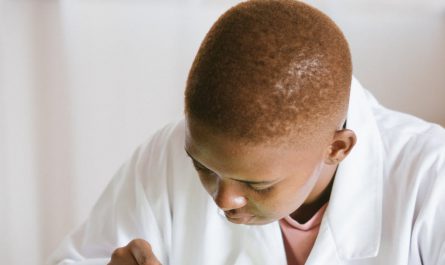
[47,125,175,265]
[418,168,445,265]
[410,142,445,265]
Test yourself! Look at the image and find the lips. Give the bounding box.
[224,211,255,224]
[224,211,254,219]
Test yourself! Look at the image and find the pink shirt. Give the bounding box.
[279,204,328,265]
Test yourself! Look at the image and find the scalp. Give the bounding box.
[184,0,352,145]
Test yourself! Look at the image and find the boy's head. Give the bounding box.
[184,0,355,225]
[185,0,352,147]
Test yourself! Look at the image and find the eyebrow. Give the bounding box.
[184,147,277,185]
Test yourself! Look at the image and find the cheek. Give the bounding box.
[252,173,318,217]
[248,188,294,215]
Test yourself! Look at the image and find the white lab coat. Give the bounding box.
[48,78,445,265]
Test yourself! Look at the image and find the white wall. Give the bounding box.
[309,0,445,126]
[0,1,444,264]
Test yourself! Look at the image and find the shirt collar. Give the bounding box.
[325,77,384,259]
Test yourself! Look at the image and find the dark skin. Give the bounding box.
[184,118,356,225]
[107,239,161,265]
[291,167,336,224]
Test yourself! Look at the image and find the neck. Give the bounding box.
[290,163,337,223]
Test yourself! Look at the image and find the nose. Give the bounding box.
[212,178,247,211]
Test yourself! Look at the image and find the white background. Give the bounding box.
[0,0,444,264]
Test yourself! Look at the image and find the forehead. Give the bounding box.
[184,119,324,182]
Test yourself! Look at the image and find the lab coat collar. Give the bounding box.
[324,77,383,260]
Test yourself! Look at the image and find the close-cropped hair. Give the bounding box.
[184,0,352,145]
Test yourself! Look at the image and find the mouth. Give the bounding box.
[224,212,255,224]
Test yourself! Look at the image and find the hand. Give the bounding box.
[108,239,162,265]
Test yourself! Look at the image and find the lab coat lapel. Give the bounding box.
[305,218,342,265]
[309,78,384,263]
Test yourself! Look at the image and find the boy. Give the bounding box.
[49,1,445,264]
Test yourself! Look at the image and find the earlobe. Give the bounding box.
[325,129,357,165]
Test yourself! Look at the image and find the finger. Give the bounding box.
[109,246,138,265]
[128,239,162,265]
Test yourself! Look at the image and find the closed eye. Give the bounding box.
[191,160,275,192]
[185,149,278,193]
[191,160,215,174]
[247,184,274,194]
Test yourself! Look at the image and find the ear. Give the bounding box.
[324,129,357,165]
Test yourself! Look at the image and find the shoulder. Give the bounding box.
[128,118,189,190]
[139,119,185,154]
[360,87,445,203]
[364,90,445,175]
[132,119,186,167]
[362,90,445,258]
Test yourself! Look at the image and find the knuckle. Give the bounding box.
[129,238,152,251]
[138,256,147,265]
[140,258,162,265]
[110,247,125,259]
[126,238,161,265]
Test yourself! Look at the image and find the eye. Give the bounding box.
[191,160,216,175]
[248,184,274,194]
[192,162,205,171]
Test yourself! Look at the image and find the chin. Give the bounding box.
[242,217,276,226]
